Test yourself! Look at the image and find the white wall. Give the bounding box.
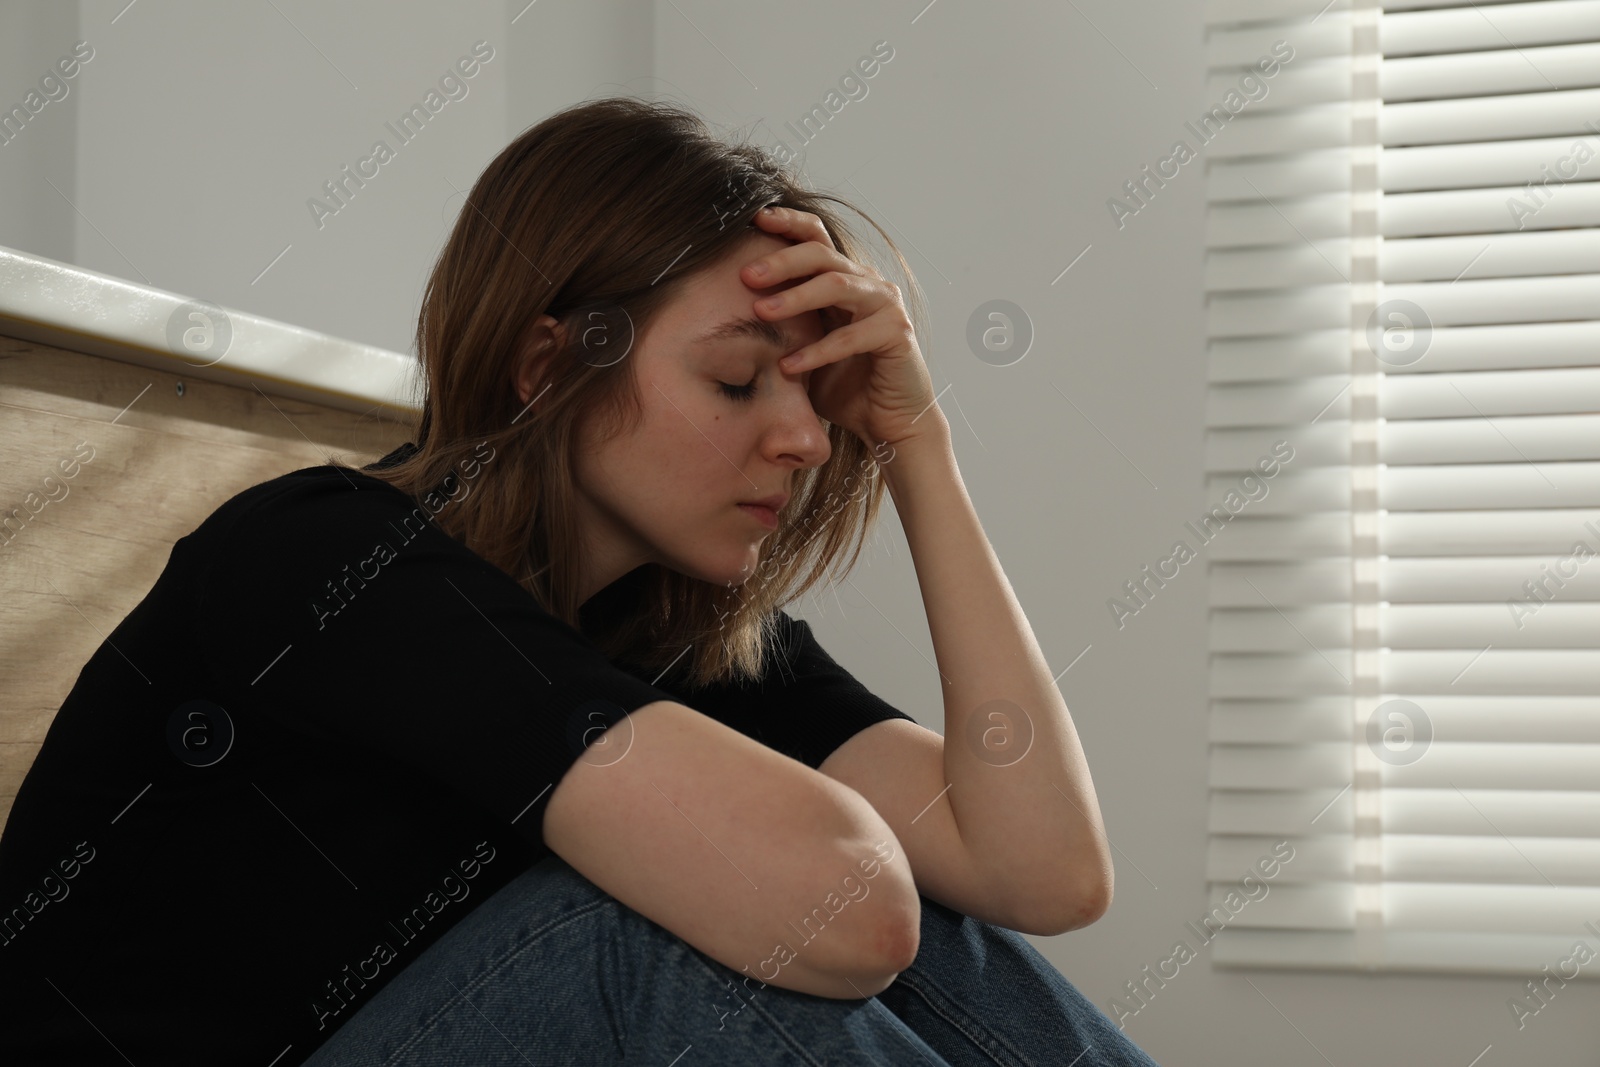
[649,4,1600,1066]
[0,0,79,262]
[1,1,1594,1062]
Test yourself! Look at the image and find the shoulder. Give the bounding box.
[761,610,893,705]
[767,610,846,672]
[193,460,419,550]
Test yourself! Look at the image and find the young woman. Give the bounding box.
[0,98,1162,1066]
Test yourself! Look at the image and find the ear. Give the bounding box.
[514,314,568,407]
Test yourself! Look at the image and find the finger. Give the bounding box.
[754,270,878,327]
[778,316,872,373]
[753,204,833,247]
[750,209,891,294]
[743,240,865,292]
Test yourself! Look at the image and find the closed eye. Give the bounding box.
[717,378,758,402]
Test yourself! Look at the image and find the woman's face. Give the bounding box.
[532,231,835,604]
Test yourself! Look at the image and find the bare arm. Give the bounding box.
[544,700,922,998]
[877,424,1115,931]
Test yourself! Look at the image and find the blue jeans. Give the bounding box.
[300,853,1162,1066]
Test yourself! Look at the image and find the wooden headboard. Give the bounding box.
[0,245,421,828]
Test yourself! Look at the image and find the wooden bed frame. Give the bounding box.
[0,248,418,828]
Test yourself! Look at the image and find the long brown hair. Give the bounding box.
[342,96,928,688]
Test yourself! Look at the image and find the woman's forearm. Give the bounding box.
[879,424,1115,926]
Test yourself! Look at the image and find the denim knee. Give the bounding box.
[300,855,633,1066]
[304,855,954,1066]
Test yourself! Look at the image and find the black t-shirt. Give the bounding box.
[0,442,915,1065]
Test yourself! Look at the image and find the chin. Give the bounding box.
[728,546,772,587]
[665,543,762,590]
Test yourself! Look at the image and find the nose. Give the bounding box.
[765,377,832,472]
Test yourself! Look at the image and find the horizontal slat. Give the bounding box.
[1383,413,1600,463]
[1209,149,1352,201]
[1211,928,1600,976]
[1210,836,1344,882]
[1207,0,1349,24]
[1205,87,1600,195]
[1202,0,1577,30]
[1218,883,1600,935]
[1383,87,1600,147]
[1210,602,1600,650]
[1382,1,1600,57]
[1210,560,1352,605]
[1383,181,1600,236]
[1200,514,1354,558]
[1206,58,1353,111]
[1207,425,1348,469]
[1384,653,1600,696]
[1390,782,1600,836]
[1208,285,1349,336]
[1389,835,1600,883]
[1381,275,1600,326]
[1381,230,1600,283]
[1207,368,1600,426]
[1209,232,1600,292]
[1386,556,1600,601]
[1212,654,1600,697]
[1211,742,1350,787]
[1209,193,1350,246]
[1208,833,1600,884]
[1382,507,1600,554]
[1192,506,1600,559]
[1382,40,1600,100]
[1208,418,1600,468]
[1381,134,1600,193]
[1382,603,1600,647]
[1384,882,1600,932]
[1209,881,1352,929]
[1385,461,1600,510]
[1207,104,1353,158]
[1385,367,1600,417]
[1210,696,1600,745]
[1197,468,1349,512]
[1209,192,1350,247]
[1216,285,1600,345]
[1209,322,1600,381]
[1209,784,1600,838]
[1207,330,1350,380]
[1209,558,1600,603]
[1208,17,1351,68]
[1211,784,1356,833]
[1206,240,1353,290]
[1393,602,1600,647]
[1382,39,1600,102]
[1209,698,1352,744]
[1214,743,1600,792]
[1381,0,1567,8]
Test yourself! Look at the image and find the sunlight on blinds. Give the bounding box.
[1204,0,1600,976]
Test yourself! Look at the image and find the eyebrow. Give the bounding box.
[690,315,799,351]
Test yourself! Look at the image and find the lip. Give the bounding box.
[737,503,779,530]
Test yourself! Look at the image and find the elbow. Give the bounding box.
[1063,874,1114,931]
[847,899,922,997]
[883,902,921,979]
[1013,869,1114,937]
[878,895,924,973]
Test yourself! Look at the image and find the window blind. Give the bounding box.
[1203,0,1600,975]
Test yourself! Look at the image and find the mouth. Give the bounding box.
[736,503,779,530]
